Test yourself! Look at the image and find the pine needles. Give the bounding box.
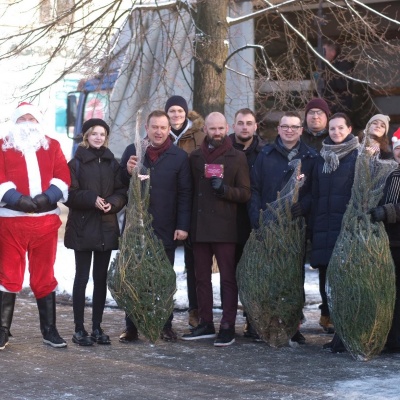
[327,145,398,360]
[108,171,176,343]
[237,160,306,347]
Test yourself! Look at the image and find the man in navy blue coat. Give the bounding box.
[248,111,318,344]
[119,110,192,342]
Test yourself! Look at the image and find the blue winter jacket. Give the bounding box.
[248,138,318,229]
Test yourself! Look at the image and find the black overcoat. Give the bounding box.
[120,143,192,250]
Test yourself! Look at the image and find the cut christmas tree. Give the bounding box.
[327,143,397,360]
[108,146,176,343]
[237,159,306,347]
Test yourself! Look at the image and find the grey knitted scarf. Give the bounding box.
[320,136,360,173]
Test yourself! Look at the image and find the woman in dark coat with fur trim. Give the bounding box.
[64,119,127,346]
[311,113,359,343]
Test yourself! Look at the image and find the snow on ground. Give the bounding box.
[23,241,320,309]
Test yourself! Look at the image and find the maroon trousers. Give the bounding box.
[193,242,238,327]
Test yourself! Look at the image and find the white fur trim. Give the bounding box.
[392,136,400,143]
[24,149,42,197]
[0,284,17,293]
[0,207,60,217]
[11,104,43,124]
[50,178,69,203]
[0,181,17,206]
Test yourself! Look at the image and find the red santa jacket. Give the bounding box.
[0,136,70,217]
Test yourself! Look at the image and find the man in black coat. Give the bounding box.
[229,108,265,339]
[119,110,192,342]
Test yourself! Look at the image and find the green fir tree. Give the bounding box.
[237,160,306,347]
[108,169,176,343]
[327,143,398,360]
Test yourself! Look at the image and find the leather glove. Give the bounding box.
[210,177,224,195]
[16,196,38,213]
[33,194,50,212]
[291,202,303,218]
[369,206,386,222]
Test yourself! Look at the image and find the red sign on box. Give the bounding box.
[204,164,224,178]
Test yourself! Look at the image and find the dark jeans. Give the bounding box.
[125,247,175,330]
[193,242,237,327]
[73,250,112,329]
[317,265,329,316]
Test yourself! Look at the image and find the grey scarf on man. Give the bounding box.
[320,135,359,173]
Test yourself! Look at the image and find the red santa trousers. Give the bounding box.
[0,214,61,298]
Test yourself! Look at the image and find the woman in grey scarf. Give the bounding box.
[310,113,359,346]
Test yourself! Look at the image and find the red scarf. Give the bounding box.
[200,136,232,163]
[146,137,172,163]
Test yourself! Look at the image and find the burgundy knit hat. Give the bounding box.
[305,98,331,118]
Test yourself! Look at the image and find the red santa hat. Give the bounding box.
[11,102,43,124]
[392,128,400,150]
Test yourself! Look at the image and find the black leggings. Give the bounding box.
[318,265,329,316]
[73,250,112,330]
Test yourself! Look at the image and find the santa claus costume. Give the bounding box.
[0,103,70,350]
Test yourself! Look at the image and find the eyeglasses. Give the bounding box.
[308,110,325,116]
[278,125,302,131]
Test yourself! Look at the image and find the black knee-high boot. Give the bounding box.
[36,292,67,348]
[0,291,16,350]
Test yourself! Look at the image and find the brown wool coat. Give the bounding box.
[176,111,206,154]
[189,146,251,243]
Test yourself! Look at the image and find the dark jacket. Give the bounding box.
[323,58,355,114]
[310,135,359,266]
[379,167,400,247]
[248,137,318,229]
[189,145,251,243]
[64,146,127,251]
[229,133,266,244]
[120,143,192,250]
[301,127,329,152]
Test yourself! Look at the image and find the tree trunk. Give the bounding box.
[193,0,229,117]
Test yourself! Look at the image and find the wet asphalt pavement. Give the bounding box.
[3,287,400,400]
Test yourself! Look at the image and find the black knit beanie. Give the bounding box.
[164,95,188,116]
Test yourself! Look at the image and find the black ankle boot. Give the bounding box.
[36,292,67,348]
[0,291,16,350]
[72,329,94,346]
[91,323,110,345]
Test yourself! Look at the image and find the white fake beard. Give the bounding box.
[3,122,48,154]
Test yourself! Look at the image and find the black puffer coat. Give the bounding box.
[310,135,359,266]
[64,146,127,251]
